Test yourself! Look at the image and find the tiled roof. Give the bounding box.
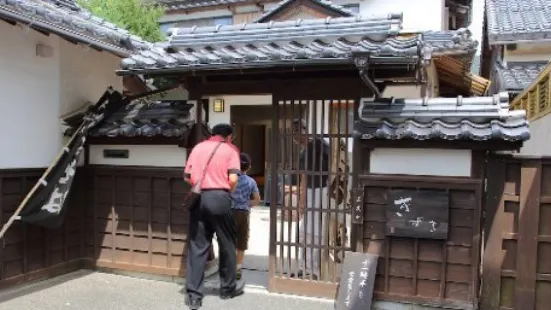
[0,0,151,56]
[119,13,477,73]
[63,94,196,139]
[495,61,549,93]
[486,0,551,44]
[253,0,355,23]
[353,92,530,141]
[158,0,258,12]
[90,99,195,138]
[422,28,478,56]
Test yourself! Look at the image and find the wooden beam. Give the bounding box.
[426,59,440,97]
[123,76,149,96]
[189,77,372,98]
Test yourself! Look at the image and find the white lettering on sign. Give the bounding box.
[429,220,438,232]
[358,258,370,300]
[394,196,412,217]
[408,217,424,227]
[345,271,355,308]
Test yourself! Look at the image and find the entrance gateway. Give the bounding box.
[113,13,528,310]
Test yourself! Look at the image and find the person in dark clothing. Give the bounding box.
[290,118,331,280]
[184,123,245,309]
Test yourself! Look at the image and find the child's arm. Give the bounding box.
[249,180,261,207]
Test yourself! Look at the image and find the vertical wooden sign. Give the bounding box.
[351,188,364,224]
[335,252,378,310]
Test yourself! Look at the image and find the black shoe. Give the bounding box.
[289,270,317,280]
[290,270,303,278]
[220,280,245,300]
[185,296,202,310]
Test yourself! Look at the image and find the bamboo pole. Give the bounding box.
[0,121,86,241]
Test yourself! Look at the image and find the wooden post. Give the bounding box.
[514,159,540,309]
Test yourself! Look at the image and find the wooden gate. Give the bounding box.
[268,98,357,297]
[482,154,551,310]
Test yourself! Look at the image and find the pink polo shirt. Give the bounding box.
[185,138,240,190]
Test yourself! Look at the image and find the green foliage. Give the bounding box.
[77,0,165,42]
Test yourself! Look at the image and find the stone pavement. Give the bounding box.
[0,270,334,310]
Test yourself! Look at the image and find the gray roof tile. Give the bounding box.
[119,14,477,73]
[354,92,530,141]
[90,99,195,138]
[422,28,478,55]
[158,0,255,11]
[0,0,151,56]
[253,0,356,23]
[486,0,551,44]
[63,93,196,138]
[496,61,548,93]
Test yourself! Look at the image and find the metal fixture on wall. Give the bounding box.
[213,98,225,112]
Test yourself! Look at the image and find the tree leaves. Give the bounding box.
[77,0,166,42]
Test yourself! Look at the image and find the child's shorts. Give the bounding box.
[232,209,250,251]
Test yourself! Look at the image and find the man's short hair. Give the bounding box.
[240,153,251,171]
[212,123,233,138]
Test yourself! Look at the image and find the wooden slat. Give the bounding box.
[434,56,490,96]
[514,160,541,309]
[511,62,551,120]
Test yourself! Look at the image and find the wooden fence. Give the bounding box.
[511,62,551,121]
[0,168,87,290]
[483,155,551,310]
[0,165,192,290]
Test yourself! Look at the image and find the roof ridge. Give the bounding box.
[167,13,403,48]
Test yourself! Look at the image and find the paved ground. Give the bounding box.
[216,206,301,273]
[0,270,334,310]
[0,207,336,310]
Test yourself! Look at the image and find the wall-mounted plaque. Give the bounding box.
[351,188,364,224]
[386,189,449,240]
[335,252,378,310]
[103,149,129,159]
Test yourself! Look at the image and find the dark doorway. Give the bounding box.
[233,123,267,195]
[231,105,271,199]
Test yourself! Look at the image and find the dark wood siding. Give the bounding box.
[0,168,87,289]
[0,165,191,289]
[482,155,551,310]
[81,165,190,276]
[360,175,482,309]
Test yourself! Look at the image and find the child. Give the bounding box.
[230,153,260,280]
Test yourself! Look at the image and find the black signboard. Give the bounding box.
[386,189,449,240]
[335,252,378,310]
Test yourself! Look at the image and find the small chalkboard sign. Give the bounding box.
[386,189,449,240]
[335,252,378,310]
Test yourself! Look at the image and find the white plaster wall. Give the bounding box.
[0,23,61,169]
[0,22,123,169]
[519,113,551,156]
[382,85,422,98]
[468,0,484,71]
[504,43,551,62]
[58,39,122,116]
[359,0,445,32]
[370,148,472,177]
[208,95,272,126]
[89,145,187,167]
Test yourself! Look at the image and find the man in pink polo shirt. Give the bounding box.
[184,123,243,309]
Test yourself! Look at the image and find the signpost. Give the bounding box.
[335,252,378,310]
